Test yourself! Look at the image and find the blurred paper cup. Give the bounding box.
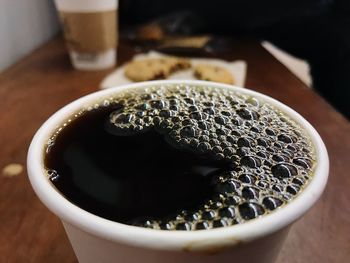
[54,0,118,70]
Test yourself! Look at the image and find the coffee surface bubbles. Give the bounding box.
[45,84,316,230]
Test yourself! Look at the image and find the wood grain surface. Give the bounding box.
[0,37,349,263]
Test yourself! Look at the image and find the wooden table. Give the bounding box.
[1,37,349,263]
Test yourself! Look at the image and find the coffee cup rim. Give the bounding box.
[27,80,329,251]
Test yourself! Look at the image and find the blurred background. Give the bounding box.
[1,0,349,118]
[0,0,59,71]
[0,0,310,85]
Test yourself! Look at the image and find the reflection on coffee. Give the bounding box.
[44,84,316,230]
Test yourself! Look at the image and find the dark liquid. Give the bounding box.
[45,105,227,224]
[45,85,316,230]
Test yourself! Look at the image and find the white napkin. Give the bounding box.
[100,51,247,89]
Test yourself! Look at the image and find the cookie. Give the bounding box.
[124,59,170,82]
[164,57,191,71]
[194,64,234,84]
[124,57,191,82]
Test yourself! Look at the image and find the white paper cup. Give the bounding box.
[27,80,329,263]
[54,0,118,70]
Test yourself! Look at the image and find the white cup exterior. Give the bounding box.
[69,49,116,71]
[27,80,329,263]
[54,0,118,13]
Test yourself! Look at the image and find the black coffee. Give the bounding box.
[45,84,316,230]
